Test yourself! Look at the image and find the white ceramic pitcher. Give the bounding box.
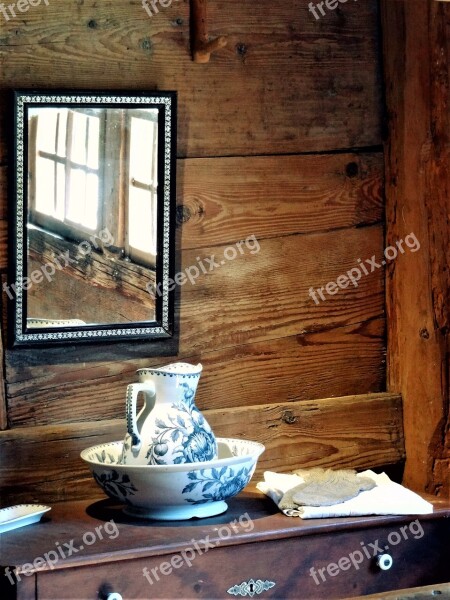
[120,362,218,465]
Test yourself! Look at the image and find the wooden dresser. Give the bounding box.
[1,489,449,600]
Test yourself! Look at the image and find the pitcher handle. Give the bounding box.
[126,382,155,451]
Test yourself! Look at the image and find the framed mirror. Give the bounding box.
[9,90,177,347]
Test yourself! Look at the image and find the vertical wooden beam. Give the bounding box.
[381,0,450,496]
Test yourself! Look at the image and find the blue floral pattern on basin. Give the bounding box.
[93,470,138,504]
[145,382,217,465]
[182,466,253,504]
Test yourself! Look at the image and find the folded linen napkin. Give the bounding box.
[257,469,434,518]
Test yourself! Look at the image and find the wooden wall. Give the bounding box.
[0,0,401,504]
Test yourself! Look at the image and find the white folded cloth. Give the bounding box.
[257,470,434,518]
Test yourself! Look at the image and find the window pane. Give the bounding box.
[129,116,157,186]
[55,162,66,221]
[34,109,58,154]
[71,112,87,165]
[56,109,68,157]
[87,116,100,169]
[34,157,55,216]
[67,169,98,231]
[67,168,86,225]
[128,186,156,256]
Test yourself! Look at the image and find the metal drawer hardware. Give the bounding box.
[227,579,276,597]
[377,553,394,571]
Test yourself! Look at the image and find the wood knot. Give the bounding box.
[282,410,297,425]
[140,38,153,54]
[420,328,430,339]
[236,43,247,57]
[176,204,192,225]
[345,162,359,178]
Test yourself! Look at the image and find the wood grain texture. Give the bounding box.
[381,0,450,496]
[0,392,404,505]
[356,583,450,600]
[6,320,385,427]
[5,226,385,426]
[177,153,384,249]
[178,225,384,353]
[0,150,383,272]
[0,0,382,161]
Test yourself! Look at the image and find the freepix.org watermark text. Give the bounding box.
[147,234,261,298]
[308,0,358,21]
[3,227,114,301]
[308,232,420,305]
[4,519,119,585]
[0,0,49,22]
[309,519,424,585]
[142,512,254,586]
[142,0,180,18]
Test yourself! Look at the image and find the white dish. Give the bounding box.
[0,504,51,534]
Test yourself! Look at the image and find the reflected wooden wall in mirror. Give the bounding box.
[9,90,177,347]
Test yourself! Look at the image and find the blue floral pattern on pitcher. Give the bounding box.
[145,383,217,465]
[181,465,252,504]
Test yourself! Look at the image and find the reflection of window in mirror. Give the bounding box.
[28,107,158,269]
[127,112,158,267]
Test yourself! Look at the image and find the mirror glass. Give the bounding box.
[10,91,177,346]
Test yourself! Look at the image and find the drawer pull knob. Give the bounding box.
[106,594,123,600]
[377,553,393,571]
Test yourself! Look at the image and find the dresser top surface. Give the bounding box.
[1,487,449,571]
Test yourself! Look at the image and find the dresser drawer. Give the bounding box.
[37,517,450,599]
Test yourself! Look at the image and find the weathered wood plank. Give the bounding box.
[5,224,385,425]
[381,0,450,496]
[0,150,383,273]
[0,393,404,505]
[178,224,384,353]
[0,0,382,161]
[177,153,384,249]
[6,318,385,426]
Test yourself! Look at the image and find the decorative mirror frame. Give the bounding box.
[8,90,177,347]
